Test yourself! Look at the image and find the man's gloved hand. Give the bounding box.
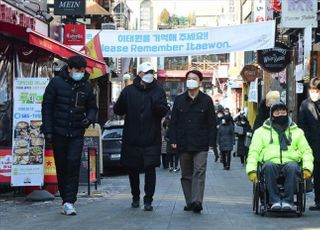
[303,169,312,180]
[82,118,91,128]
[45,133,53,146]
[248,171,258,183]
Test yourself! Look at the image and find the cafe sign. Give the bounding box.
[257,41,290,73]
[240,65,261,82]
[63,24,85,45]
[54,0,86,16]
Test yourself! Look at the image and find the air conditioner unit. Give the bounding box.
[101,23,117,30]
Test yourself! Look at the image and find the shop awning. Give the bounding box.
[86,1,111,15]
[27,29,107,75]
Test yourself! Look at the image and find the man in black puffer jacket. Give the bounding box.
[114,62,168,211]
[42,55,97,216]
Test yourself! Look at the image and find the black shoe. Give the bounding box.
[226,166,230,170]
[223,167,227,170]
[214,156,219,162]
[131,199,140,208]
[184,204,193,211]
[144,203,153,211]
[309,204,320,211]
[192,202,203,213]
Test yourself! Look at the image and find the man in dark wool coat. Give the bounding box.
[114,62,168,211]
[298,77,320,211]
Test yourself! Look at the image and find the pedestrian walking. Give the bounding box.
[163,112,179,172]
[41,55,98,215]
[234,113,251,166]
[169,70,216,213]
[113,62,169,211]
[213,109,224,162]
[298,78,320,211]
[217,114,235,170]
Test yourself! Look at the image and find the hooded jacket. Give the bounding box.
[246,118,314,174]
[41,66,97,138]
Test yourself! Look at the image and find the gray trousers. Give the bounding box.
[263,162,300,204]
[180,151,208,205]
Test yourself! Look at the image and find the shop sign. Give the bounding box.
[0,149,11,183]
[157,70,213,79]
[253,0,273,22]
[11,78,49,187]
[0,1,47,34]
[257,42,290,73]
[240,65,261,82]
[281,0,318,28]
[64,24,85,45]
[54,0,86,16]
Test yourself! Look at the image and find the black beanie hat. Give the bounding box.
[270,101,287,118]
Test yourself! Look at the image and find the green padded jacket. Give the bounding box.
[246,119,314,174]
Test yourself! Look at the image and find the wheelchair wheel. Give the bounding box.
[252,183,260,215]
[296,180,305,216]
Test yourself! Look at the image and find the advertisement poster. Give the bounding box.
[248,78,259,103]
[11,78,49,187]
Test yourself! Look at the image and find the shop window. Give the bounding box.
[163,56,188,70]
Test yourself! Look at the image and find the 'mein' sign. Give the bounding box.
[54,0,86,16]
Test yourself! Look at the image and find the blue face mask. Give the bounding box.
[71,72,85,81]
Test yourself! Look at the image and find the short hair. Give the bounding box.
[185,70,203,81]
[309,78,320,90]
[266,90,280,105]
[67,55,87,69]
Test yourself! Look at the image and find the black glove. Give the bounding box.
[82,118,91,128]
[45,133,53,146]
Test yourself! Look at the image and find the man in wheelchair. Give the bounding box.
[246,101,314,211]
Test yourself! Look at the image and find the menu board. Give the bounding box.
[11,78,49,186]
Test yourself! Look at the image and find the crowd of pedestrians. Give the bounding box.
[42,57,320,216]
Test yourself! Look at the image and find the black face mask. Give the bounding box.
[272,115,288,125]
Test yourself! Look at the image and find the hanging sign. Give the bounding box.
[64,24,86,45]
[240,65,261,82]
[257,42,290,73]
[11,78,49,187]
[54,0,86,16]
[281,0,318,28]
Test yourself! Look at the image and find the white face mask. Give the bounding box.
[310,92,320,102]
[186,79,199,89]
[142,73,154,83]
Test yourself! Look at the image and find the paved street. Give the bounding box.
[1,153,319,230]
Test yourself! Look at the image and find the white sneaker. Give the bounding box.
[282,202,294,211]
[61,202,77,215]
[270,202,281,211]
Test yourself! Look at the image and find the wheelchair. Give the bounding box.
[252,162,306,217]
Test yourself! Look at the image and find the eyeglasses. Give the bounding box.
[272,110,287,116]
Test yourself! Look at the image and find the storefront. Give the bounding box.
[157,70,213,102]
[0,1,105,187]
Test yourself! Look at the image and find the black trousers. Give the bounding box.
[52,135,84,204]
[221,151,231,168]
[168,153,179,168]
[129,167,156,204]
[314,161,320,205]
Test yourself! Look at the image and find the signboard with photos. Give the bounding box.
[11,78,49,186]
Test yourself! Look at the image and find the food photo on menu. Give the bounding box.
[13,120,44,165]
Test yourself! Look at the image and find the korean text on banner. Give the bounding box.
[11,78,49,187]
[86,20,276,58]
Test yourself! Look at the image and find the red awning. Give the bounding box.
[27,29,106,74]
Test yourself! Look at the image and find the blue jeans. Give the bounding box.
[263,162,300,204]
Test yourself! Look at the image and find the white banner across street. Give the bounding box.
[86,20,276,58]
